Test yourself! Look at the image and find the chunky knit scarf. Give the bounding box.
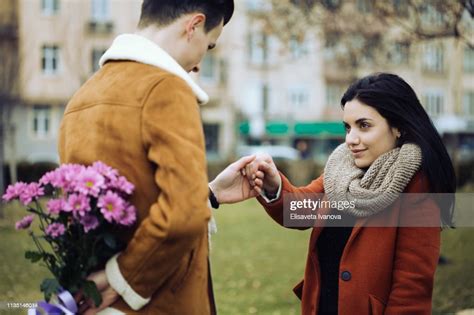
[323,143,422,217]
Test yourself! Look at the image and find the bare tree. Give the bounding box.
[252,0,474,71]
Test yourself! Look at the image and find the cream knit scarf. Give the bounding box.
[323,143,422,217]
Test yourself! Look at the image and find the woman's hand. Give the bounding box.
[209,155,264,204]
[244,153,281,197]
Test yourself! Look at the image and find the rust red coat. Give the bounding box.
[258,172,440,315]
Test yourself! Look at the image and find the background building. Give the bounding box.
[0,0,473,190]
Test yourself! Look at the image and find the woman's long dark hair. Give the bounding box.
[340,72,456,227]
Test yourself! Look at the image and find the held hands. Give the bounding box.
[243,153,281,198]
[209,155,262,204]
[209,153,281,204]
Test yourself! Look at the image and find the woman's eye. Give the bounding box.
[360,122,370,129]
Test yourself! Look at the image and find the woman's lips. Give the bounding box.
[351,149,367,157]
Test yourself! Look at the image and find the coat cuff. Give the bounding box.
[105,253,151,311]
[259,175,282,203]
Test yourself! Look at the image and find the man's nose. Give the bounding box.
[192,63,201,73]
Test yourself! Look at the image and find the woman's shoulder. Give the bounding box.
[404,171,430,193]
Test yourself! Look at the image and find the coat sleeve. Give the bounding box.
[385,175,441,314]
[105,76,210,310]
[256,173,325,228]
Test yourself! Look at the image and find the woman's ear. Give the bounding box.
[391,126,401,137]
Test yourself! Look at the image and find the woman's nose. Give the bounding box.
[346,129,360,146]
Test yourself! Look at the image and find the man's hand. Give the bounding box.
[209,155,264,204]
[244,153,281,197]
[76,270,119,314]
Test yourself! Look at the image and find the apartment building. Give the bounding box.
[1,0,473,185]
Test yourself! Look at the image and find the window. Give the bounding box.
[289,36,308,59]
[42,45,60,74]
[321,0,341,10]
[262,84,270,113]
[393,0,409,15]
[464,47,474,73]
[203,123,220,155]
[33,105,51,138]
[91,48,106,73]
[248,32,268,65]
[245,0,271,11]
[91,0,110,22]
[42,0,59,15]
[390,42,410,65]
[326,83,345,107]
[201,53,217,83]
[357,0,373,13]
[323,32,344,60]
[464,91,474,116]
[422,43,444,73]
[420,3,444,28]
[423,90,445,117]
[289,87,310,109]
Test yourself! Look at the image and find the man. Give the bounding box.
[59,1,234,314]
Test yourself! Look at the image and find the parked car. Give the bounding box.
[236,145,301,161]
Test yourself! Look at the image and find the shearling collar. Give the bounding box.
[99,34,209,105]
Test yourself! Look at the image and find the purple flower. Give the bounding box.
[19,183,45,206]
[46,198,67,215]
[65,194,91,216]
[98,191,125,223]
[91,161,118,181]
[15,215,34,230]
[79,214,99,233]
[2,182,27,202]
[115,204,137,226]
[45,223,66,238]
[74,168,105,197]
[111,176,135,195]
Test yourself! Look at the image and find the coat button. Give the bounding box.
[341,271,351,281]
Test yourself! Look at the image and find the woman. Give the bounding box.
[238,73,456,314]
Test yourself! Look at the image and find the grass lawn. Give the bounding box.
[0,199,473,314]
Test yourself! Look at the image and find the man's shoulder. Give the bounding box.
[102,61,189,87]
[66,61,193,113]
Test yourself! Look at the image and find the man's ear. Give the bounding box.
[185,13,206,41]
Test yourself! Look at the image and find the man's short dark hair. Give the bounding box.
[138,0,234,32]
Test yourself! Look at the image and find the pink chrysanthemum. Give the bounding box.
[91,161,118,181]
[115,204,137,226]
[45,223,66,238]
[111,176,135,195]
[39,170,65,188]
[65,194,91,216]
[2,182,27,202]
[15,215,34,230]
[61,164,86,192]
[74,168,105,197]
[19,183,45,206]
[46,198,67,215]
[98,191,125,223]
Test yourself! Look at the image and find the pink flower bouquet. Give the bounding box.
[2,162,137,307]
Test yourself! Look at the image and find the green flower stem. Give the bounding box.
[30,232,54,273]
